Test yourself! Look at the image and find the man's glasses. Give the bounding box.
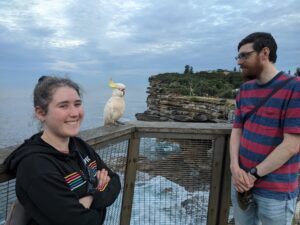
[235,50,256,61]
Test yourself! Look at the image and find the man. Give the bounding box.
[230,32,300,225]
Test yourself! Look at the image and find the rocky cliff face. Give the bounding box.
[135,78,235,123]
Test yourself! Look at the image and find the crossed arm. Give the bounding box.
[79,169,111,208]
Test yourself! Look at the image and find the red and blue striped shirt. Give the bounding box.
[233,71,300,200]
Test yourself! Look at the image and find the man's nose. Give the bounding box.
[237,59,243,66]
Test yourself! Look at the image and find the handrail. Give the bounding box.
[0,121,233,225]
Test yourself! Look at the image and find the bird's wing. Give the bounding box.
[103,98,114,125]
[103,97,125,125]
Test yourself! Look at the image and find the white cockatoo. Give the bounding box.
[103,79,126,126]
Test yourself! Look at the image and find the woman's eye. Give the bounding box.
[75,101,82,107]
[59,104,68,108]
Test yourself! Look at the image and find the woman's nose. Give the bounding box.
[69,105,80,116]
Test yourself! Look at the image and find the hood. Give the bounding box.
[3,132,77,173]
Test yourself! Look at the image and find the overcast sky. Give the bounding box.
[0,0,299,90]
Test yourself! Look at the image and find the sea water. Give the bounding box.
[0,83,219,225]
[0,83,147,148]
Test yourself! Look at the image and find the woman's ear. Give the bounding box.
[35,106,46,122]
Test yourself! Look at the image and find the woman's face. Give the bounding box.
[38,86,84,139]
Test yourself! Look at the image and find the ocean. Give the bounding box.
[0,82,224,225]
[0,83,148,148]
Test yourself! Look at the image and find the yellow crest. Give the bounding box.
[108,79,117,89]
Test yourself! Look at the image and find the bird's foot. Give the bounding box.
[115,120,125,125]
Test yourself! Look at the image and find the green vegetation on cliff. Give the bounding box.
[149,68,244,99]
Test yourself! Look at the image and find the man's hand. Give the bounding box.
[247,172,257,184]
[231,166,254,192]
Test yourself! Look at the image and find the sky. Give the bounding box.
[0,0,299,146]
[0,0,299,91]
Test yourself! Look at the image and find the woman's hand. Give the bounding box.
[96,169,111,191]
[79,195,93,208]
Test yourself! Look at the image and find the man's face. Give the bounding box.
[237,43,263,80]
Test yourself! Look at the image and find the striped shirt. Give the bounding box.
[233,71,300,200]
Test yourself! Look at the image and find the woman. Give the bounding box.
[4,76,121,225]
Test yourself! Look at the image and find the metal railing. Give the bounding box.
[0,121,298,225]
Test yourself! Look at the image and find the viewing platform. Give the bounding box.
[1,121,300,225]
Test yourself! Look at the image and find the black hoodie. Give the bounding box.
[4,133,121,225]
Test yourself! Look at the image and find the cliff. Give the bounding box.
[135,73,237,123]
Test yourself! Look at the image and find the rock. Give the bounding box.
[135,77,235,122]
[135,113,162,121]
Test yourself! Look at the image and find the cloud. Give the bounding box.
[47,38,85,48]
[49,60,78,71]
[0,0,299,86]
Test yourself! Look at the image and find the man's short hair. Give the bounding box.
[238,32,277,63]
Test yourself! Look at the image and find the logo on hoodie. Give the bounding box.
[83,155,91,165]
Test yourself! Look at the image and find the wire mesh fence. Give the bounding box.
[96,140,129,225]
[1,122,300,225]
[129,137,214,225]
[0,179,16,225]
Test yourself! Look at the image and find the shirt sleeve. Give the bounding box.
[233,90,243,128]
[90,150,121,209]
[283,80,300,134]
[74,138,121,210]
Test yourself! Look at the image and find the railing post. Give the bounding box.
[217,135,232,225]
[119,132,140,225]
[207,135,226,225]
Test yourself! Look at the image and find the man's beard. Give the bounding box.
[241,60,264,81]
